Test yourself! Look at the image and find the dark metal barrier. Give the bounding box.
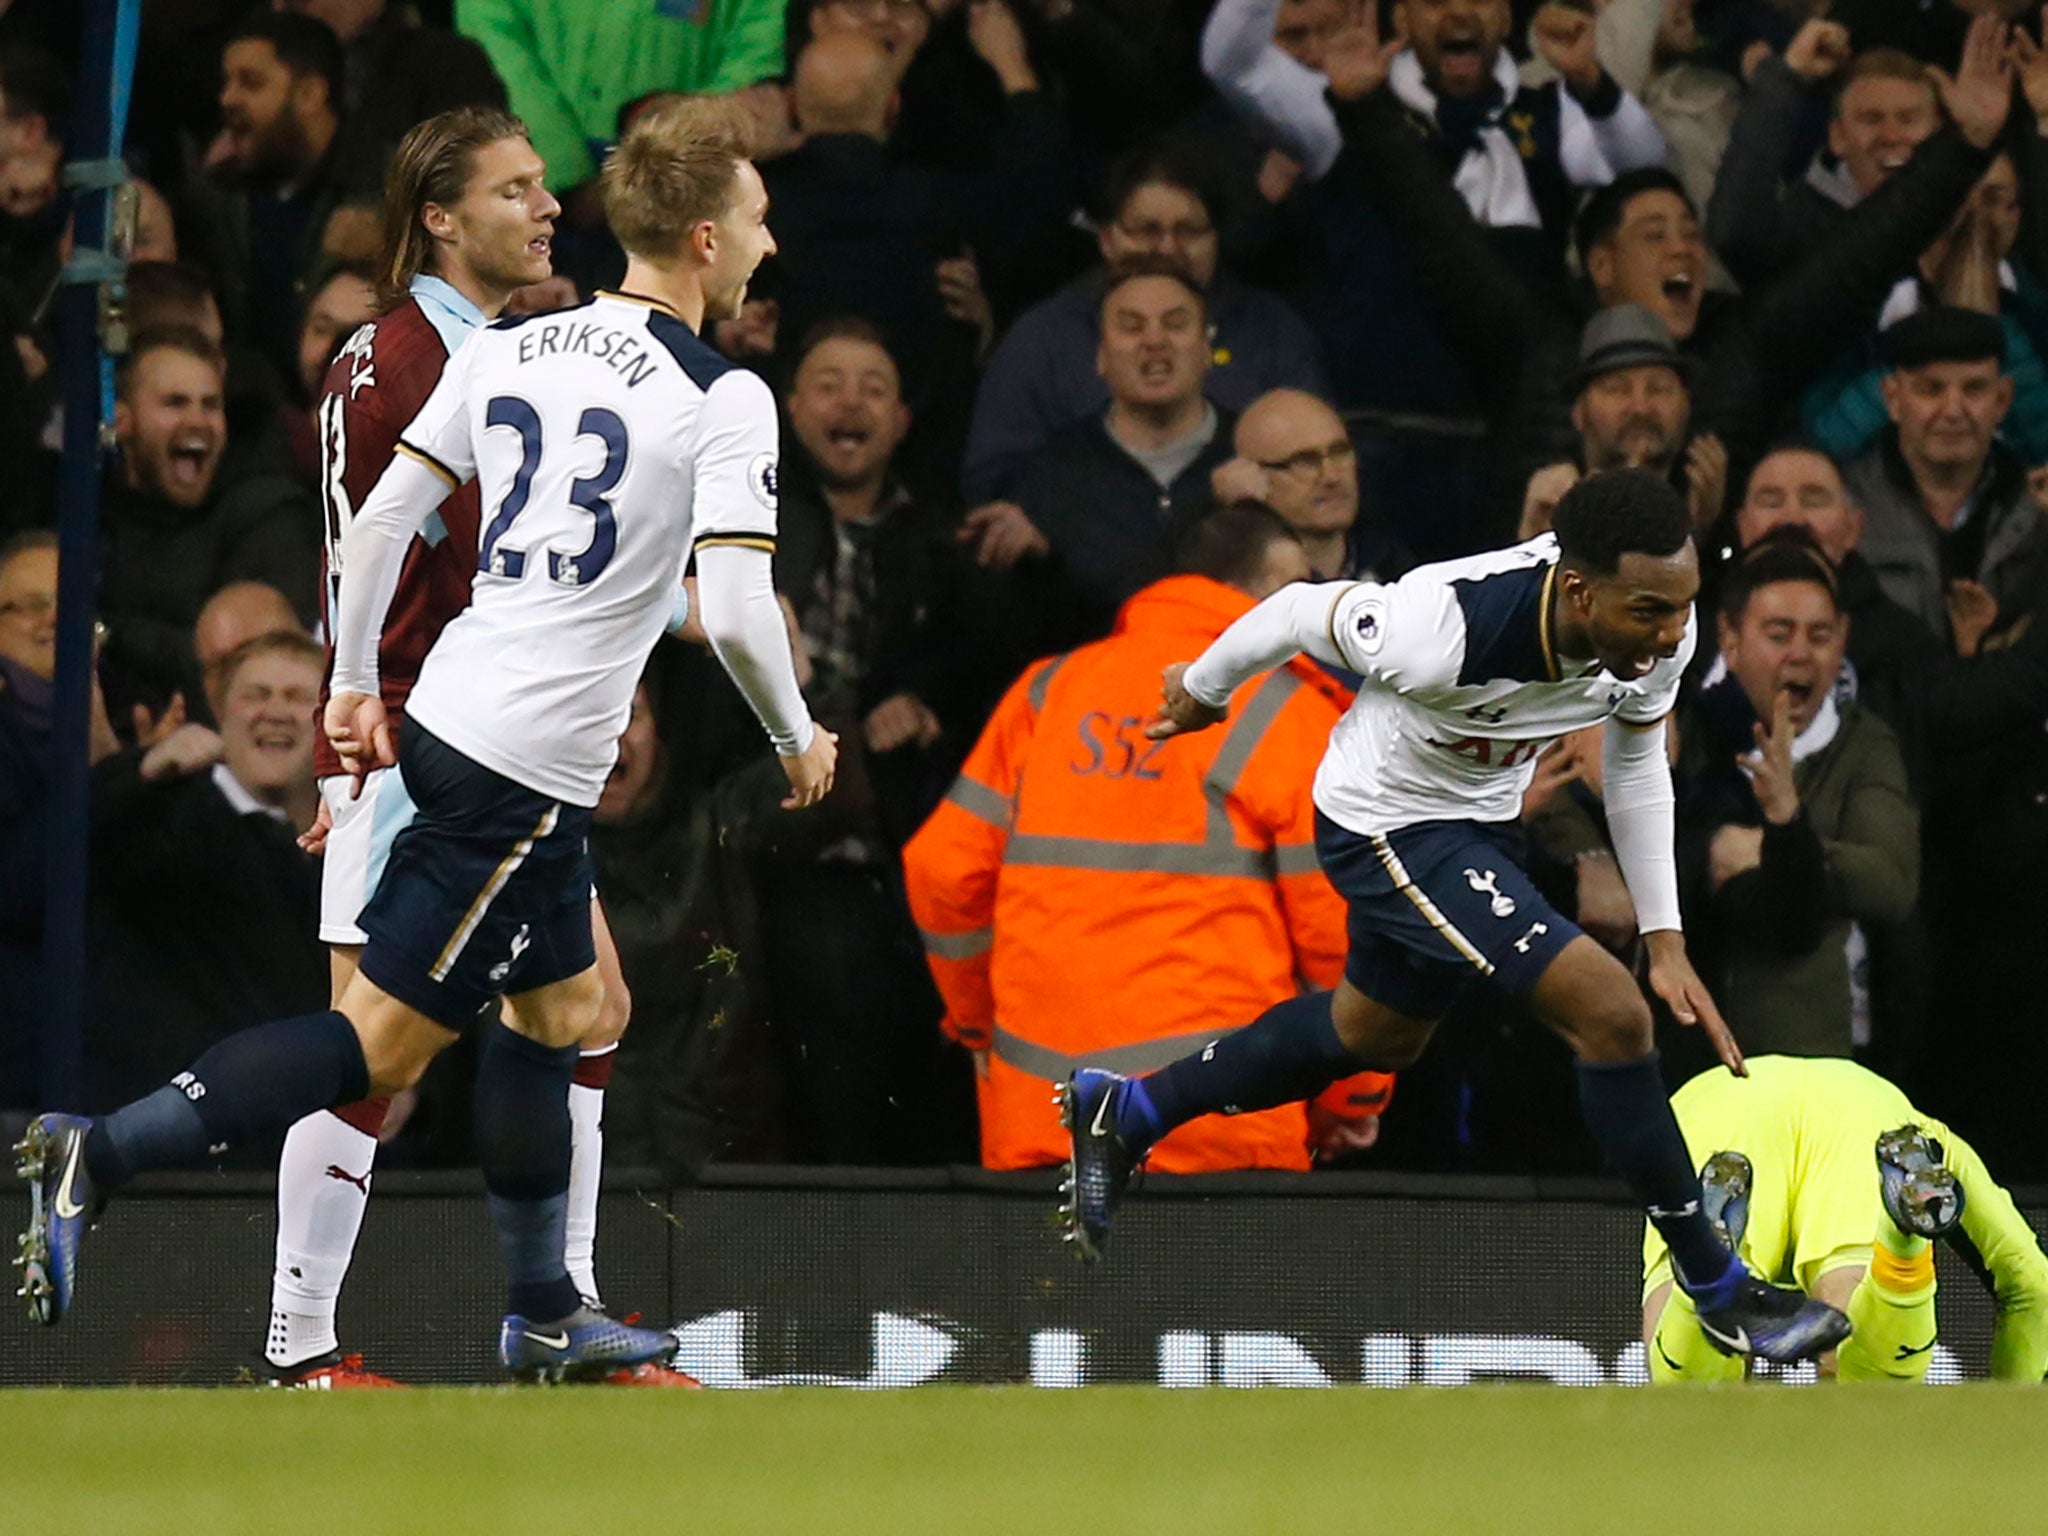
[3,1168,2032,1386]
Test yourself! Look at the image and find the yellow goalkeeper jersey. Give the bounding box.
[1642,1056,2048,1381]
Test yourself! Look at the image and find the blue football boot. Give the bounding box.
[1055,1068,1144,1262]
[14,1114,98,1326]
[1695,1274,1853,1364]
[499,1306,675,1383]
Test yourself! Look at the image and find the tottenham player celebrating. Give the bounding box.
[270,108,655,1388]
[16,98,832,1382]
[1060,470,1850,1365]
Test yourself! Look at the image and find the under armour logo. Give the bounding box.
[1606,689,1626,707]
[1646,1199,1700,1219]
[1464,868,1516,918]
[1467,704,1508,724]
[1512,920,1549,954]
[324,1164,371,1195]
[1355,612,1378,641]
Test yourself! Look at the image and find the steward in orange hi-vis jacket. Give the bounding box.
[904,512,1394,1172]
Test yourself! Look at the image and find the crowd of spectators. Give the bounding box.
[5,0,2048,1179]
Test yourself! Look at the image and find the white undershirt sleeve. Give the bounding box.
[694,543,815,756]
[1601,716,1682,934]
[1182,581,1349,707]
[329,450,459,698]
[686,366,814,755]
[331,348,481,698]
[1568,85,1668,183]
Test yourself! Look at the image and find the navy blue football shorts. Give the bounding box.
[356,725,597,1030]
[1314,811,1581,1020]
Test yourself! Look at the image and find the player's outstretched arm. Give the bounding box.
[1162,581,1357,730]
[1602,716,1745,1075]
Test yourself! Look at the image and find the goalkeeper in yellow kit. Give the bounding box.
[1642,1056,2048,1381]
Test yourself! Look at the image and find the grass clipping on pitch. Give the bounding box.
[4,1383,2047,1534]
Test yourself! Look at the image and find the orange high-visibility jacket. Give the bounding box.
[903,575,1395,1172]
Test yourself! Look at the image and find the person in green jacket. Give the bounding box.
[1679,529,1920,1059]
[455,0,785,193]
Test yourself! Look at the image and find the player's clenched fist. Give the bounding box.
[1532,2,1603,91]
[780,726,840,809]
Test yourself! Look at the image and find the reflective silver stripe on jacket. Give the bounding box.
[917,925,993,960]
[990,1023,1242,1080]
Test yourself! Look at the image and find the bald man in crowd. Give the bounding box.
[761,18,1064,415]
[194,581,304,724]
[1212,389,1407,581]
[793,31,898,134]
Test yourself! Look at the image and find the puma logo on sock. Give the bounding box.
[324,1164,371,1195]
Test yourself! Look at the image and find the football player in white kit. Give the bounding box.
[16,98,833,1381]
[1058,469,1852,1365]
[266,106,650,1390]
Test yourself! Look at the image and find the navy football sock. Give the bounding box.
[474,1022,582,1323]
[1575,1053,1741,1300]
[86,1011,370,1191]
[1122,992,1375,1152]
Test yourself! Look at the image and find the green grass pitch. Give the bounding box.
[6,1384,2048,1535]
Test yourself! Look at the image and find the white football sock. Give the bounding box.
[269,1109,378,1367]
[566,1046,613,1310]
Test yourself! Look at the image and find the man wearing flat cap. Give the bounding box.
[1845,304,2048,656]
[1831,305,2048,1180]
[1521,304,1722,537]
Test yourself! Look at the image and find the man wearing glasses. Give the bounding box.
[1213,387,1408,582]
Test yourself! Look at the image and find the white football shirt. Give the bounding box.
[367,291,787,805]
[1310,534,1696,835]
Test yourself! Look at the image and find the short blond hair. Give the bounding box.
[600,96,757,262]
